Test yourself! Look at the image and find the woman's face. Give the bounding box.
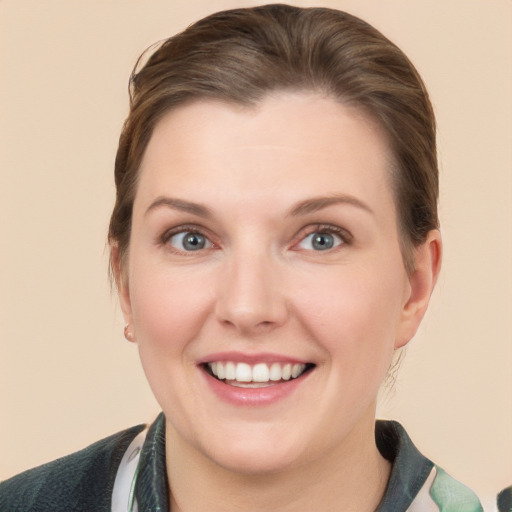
[119,92,433,474]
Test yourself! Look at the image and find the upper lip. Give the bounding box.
[198,351,311,365]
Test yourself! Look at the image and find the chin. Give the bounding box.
[187,421,308,476]
[207,441,301,476]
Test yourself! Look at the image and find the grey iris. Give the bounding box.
[183,233,206,250]
[312,233,334,250]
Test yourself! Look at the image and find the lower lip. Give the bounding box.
[202,367,311,407]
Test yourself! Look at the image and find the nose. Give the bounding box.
[215,250,288,335]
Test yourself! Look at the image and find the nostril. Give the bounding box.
[216,307,285,334]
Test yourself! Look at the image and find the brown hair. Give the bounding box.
[109,4,438,274]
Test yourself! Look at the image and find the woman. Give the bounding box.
[0,5,484,511]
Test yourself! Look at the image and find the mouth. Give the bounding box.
[203,361,315,388]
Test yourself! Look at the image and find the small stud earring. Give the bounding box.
[124,325,135,342]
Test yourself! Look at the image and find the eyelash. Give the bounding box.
[160,224,216,255]
[159,223,352,254]
[294,224,352,251]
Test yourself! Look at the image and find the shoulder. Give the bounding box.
[0,423,145,512]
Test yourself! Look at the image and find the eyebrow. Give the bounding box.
[287,194,374,217]
[145,197,212,218]
[144,193,374,219]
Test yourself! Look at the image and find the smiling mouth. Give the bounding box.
[204,361,315,388]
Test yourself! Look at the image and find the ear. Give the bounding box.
[395,230,442,348]
[111,244,134,337]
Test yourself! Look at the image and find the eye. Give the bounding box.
[297,230,345,251]
[167,231,213,252]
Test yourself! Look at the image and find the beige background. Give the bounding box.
[1,0,510,508]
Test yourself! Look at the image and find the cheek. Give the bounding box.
[293,262,405,374]
[128,265,215,414]
[129,263,212,364]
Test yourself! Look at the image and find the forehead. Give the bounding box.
[135,92,395,215]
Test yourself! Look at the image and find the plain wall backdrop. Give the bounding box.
[1,0,511,508]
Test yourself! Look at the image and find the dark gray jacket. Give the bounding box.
[0,415,483,511]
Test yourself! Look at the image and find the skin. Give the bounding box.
[114,92,441,511]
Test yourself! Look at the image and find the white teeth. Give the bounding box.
[291,363,303,379]
[216,362,225,379]
[282,363,292,380]
[235,362,252,382]
[225,361,236,380]
[252,363,270,382]
[269,362,282,381]
[207,361,307,384]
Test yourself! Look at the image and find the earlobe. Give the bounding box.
[124,324,136,343]
[395,230,442,348]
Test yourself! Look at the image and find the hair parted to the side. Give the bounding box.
[108,3,439,279]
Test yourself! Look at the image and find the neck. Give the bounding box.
[165,408,390,512]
